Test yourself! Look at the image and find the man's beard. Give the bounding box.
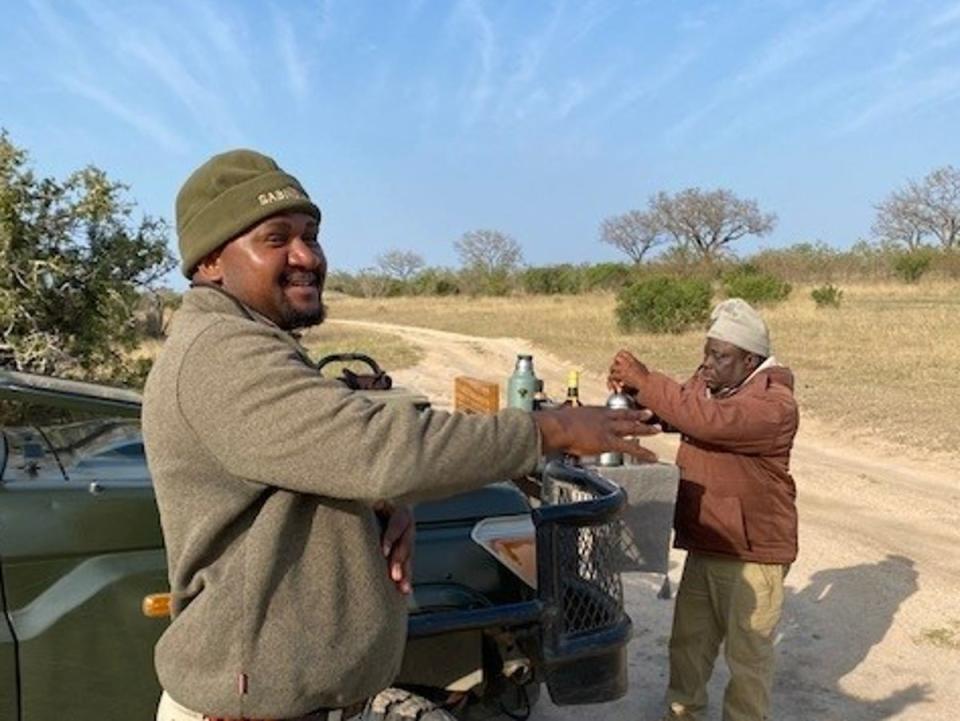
[279,302,327,331]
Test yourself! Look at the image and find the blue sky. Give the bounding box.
[3,0,960,286]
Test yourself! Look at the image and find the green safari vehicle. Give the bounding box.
[0,365,631,720]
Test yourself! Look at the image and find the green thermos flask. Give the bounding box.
[507,354,539,411]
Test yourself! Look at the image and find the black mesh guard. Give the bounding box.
[541,471,626,636]
[533,460,632,705]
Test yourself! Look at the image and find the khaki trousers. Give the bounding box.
[665,553,788,721]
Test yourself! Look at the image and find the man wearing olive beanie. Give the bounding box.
[608,299,798,721]
[142,150,658,721]
[175,149,322,278]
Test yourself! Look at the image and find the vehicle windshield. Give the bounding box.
[42,419,149,484]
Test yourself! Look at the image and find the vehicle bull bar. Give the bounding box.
[408,460,631,705]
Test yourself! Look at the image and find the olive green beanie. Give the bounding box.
[175,149,321,278]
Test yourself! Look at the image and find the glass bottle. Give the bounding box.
[561,369,583,407]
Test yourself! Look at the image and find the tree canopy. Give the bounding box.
[653,188,776,260]
[0,131,174,383]
[873,165,960,250]
[375,249,425,280]
[599,209,666,264]
[600,187,776,264]
[454,229,523,274]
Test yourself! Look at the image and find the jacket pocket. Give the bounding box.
[698,493,749,553]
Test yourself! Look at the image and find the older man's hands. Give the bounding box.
[607,349,650,397]
[532,405,659,462]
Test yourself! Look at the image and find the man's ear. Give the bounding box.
[745,353,762,372]
[192,249,224,284]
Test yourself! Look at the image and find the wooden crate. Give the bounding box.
[453,376,500,414]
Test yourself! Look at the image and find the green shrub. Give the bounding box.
[722,264,792,305]
[410,268,461,296]
[892,250,933,283]
[615,276,713,334]
[581,262,634,291]
[521,265,581,294]
[459,268,515,296]
[810,283,843,309]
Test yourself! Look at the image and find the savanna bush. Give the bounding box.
[892,250,933,283]
[460,268,515,296]
[750,242,838,282]
[580,262,634,291]
[615,276,713,334]
[810,283,843,309]
[722,264,792,305]
[411,268,461,296]
[935,248,960,279]
[522,265,581,294]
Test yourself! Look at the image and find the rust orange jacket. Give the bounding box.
[638,363,799,564]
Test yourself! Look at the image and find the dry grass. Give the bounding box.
[327,281,960,455]
[917,620,960,650]
[134,324,422,377]
[300,323,423,376]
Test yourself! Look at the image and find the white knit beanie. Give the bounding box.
[706,298,771,357]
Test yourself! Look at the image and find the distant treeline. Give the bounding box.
[326,242,960,299]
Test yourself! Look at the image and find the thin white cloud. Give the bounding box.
[929,2,960,28]
[668,0,881,142]
[405,0,427,22]
[839,66,960,132]
[62,77,188,153]
[493,1,562,123]
[604,46,700,120]
[557,79,589,120]
[568,0,618,46]
[195,1,261,100]
[27,0,92,74]
[275,11,309,102]
[76,1,244,144]
[118,33,244,145]
[454,0,496,124]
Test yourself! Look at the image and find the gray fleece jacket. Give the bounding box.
[142,286,540,718]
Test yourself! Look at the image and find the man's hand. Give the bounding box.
[532,406,659,462]
[374,502,415,595]
[608,350,650,397]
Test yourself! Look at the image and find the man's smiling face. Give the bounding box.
[195,211,327,330]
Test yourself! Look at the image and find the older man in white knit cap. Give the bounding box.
[608,298,799,721]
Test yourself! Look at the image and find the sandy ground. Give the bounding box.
[333,319,960,721]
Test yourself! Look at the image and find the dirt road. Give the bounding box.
[333,319,960,721]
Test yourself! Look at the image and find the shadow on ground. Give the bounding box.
[774,554,928,721]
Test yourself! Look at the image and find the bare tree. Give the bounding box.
[653,188,776,260]
[375,249,425,280]
[599,209,666,263]
[873,165,960,250]
[454,229,523,273]
[872,194,927,250]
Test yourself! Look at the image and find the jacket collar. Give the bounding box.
[709,356,781,399]
[184,283,283,330]
[181,284,316,364]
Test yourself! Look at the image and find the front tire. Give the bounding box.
[367,688,459,721]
